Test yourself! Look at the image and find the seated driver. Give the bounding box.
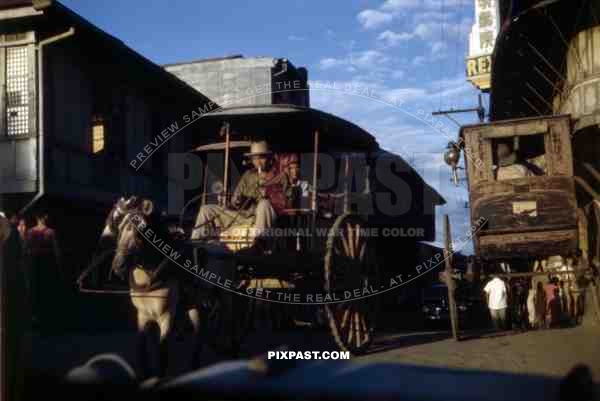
[191,140,286,240]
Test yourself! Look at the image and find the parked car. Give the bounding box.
[420,283,487,328]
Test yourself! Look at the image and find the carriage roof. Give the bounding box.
[195,104,378,153]
[458,114,571,140]
[191,104,445,206]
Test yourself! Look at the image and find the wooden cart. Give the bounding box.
[444,114,600,333]
[179,105,441,354]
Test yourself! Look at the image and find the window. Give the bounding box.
[492,135,546,181]
[92,116,105,154]
[6,46,30,136]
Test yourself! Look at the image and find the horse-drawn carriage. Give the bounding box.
[79,104,443,376]
[443,114,600,332]
[178,104,442,354]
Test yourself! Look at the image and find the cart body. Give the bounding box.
[460,115,578,260]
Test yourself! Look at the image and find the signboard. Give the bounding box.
[466,0,500,91]
[466,54,492,90]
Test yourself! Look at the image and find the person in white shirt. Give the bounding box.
[495,142,535,181]
[484,275,508,330]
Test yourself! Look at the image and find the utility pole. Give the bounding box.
[432,93,486,126]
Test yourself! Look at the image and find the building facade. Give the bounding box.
[165,55,309,109]
[0,0,215,281]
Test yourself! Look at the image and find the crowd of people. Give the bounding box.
[483,255,586,331]
[1,211,63,328]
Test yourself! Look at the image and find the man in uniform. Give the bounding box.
[192,140,287,241]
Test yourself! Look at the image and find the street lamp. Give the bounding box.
[443,142,461,186]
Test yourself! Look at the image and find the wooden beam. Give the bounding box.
[478,120,549,139]
[444,215,460,341]
[488,269,586,279]
[222,123,231,208]
[310,130,319,250]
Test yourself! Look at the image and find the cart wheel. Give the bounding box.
[324,214,379,354]
[203,289,244,357]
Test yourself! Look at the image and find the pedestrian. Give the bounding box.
[527,281,536,328]
[544,276,561,328]
[16,216,27,243]
[483,274,508,331]
[561,257,577,324]
[24,213,62,328]
[534,281,546,329]
[510,278,528,330]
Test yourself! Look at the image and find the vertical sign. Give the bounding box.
[466,0,500,91]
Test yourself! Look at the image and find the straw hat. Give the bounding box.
[244,141,272,158]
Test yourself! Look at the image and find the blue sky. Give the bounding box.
[62,0,484,252]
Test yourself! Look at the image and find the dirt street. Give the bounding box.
[362,325,600,379]
[29,323,600,382]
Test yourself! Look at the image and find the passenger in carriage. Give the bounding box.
[284,155,312,209]
[191,140,288,241]
[494,142,535,181]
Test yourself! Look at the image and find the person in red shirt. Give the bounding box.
[24,213,62,327]
[544,276,561,328]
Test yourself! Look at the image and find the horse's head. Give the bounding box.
[111,198,161,277]
[99,196,143,248]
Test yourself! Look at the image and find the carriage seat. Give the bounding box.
[219,223,256,252]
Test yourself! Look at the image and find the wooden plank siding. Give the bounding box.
[460,115,579,259]
[39,28,205,211]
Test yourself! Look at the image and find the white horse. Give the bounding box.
[99,197,202,378]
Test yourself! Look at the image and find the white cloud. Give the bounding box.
[424,0,471,8]
[413,11,449,23]
[357,9,393,29]
[414,23,438,40]
[427,41,449,62]
[319,57,344,70]
[391,70,405,80]
[377,30,414,47]
[382,0,470,9]
[318,49,391,72]
[411,55,427,66]
[380,0,421,11]
[375,19,467,48]
[358,0,472,40]
[288,35,305,41]
[352,49,390,67]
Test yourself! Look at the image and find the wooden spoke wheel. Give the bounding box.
[324,214,379,354]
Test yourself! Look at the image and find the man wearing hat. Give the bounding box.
[192,140,287,242]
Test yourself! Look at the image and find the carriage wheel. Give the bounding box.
[324,214,379,354]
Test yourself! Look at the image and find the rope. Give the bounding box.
[76,248,115,288]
